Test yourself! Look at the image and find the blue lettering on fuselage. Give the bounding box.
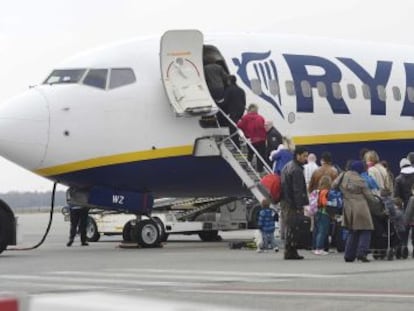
[232,50,413,118]
[283,54,350,114]
[337,58,392,115]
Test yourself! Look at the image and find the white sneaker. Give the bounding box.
[313,249,329,255]
[274,246,279,253]
[256,249,264,253]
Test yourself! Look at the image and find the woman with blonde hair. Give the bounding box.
[364,150,392,193]
[313,175,332,255]
[269,136,295,175]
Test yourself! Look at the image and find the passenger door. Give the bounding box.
[160,30,216,116]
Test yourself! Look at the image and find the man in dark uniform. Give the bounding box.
[221,75,246,147]
[66,204,89,247]
[281,146,309,260]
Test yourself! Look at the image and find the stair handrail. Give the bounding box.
[215,107,273,175]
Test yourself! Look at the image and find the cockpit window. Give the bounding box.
[109,68,136,89]
[83,69,108,89]
[43,69,86,84]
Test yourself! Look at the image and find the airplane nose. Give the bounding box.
[0,89,49,170]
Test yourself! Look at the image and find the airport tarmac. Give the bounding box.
[2,213,414,310]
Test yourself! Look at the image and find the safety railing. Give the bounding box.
[215,107,273,175]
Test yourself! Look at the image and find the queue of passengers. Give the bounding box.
[230,101,414,262]
[248,128,414,262]
[273,147,414,262]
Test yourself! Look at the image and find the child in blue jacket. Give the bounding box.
[257,199,279,252]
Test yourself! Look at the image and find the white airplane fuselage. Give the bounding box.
[0,32,413,202]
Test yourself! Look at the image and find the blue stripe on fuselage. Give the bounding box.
[49,139,412,197]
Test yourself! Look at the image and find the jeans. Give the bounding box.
[314,212,330,250]
[258,231,277,250]
[344,230,372,260]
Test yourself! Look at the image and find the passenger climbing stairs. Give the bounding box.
[194,108,273,205]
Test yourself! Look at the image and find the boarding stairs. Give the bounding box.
[194,108,273,205]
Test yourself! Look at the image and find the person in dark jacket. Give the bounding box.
[281,146,309,260]
[66,204,89,247]
[204,61,228,103]
[264,120,283,166]
[394,158,414,258]
[221,75,246,147]
[237,104,267,172]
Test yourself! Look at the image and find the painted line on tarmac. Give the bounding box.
[0,274,205,288]
[50,270,290,283]
[1,280,106,291]
[177,288,414,299]
[109,268,346,279]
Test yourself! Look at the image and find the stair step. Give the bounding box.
[218,139,268,203]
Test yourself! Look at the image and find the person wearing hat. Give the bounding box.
[394,157,414,258]
[332,160,375,262]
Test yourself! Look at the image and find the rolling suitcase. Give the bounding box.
[294,214,312,250]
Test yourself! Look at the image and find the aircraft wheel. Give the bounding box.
[122,220,134,242]
[86,216,100,242]
[199,230,221,242]
[134,219,160,248]
[0,202,14,254]
[153,217,168,242]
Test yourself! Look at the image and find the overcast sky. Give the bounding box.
[0,0,413,192]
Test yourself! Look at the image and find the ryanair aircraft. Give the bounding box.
[0,30,412,251]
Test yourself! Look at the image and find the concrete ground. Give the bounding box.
[1,213,414,311]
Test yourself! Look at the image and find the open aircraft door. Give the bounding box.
[160,30,217,116]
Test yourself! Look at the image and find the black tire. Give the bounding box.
[86,216,100,242]
[198,230,220,242]
[122,220,134,242]
[153,217,168,242]
[134,219,160,248]
[247,205,261,229]
[0,205,14,254]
